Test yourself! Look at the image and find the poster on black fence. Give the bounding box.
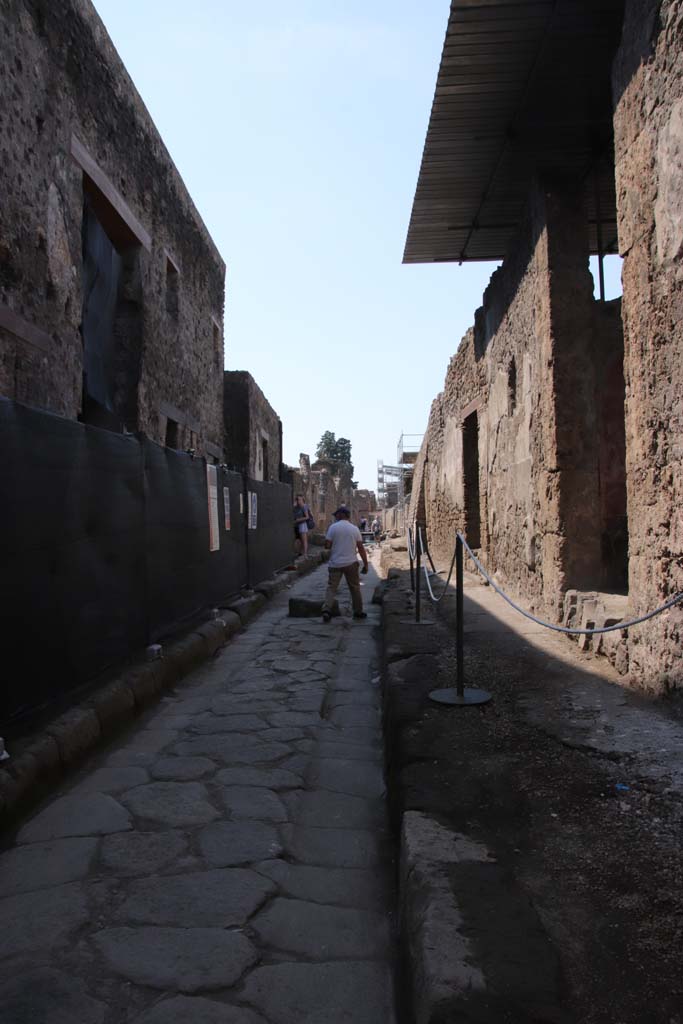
[223,487,231,530]
[247,490,258,529]
[206,464,219,551]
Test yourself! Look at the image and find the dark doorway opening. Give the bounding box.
[261,439,269,481]
[165,417,179,450]
[80,188,142,432]
[595,300,629,592]
[463,411,481,549]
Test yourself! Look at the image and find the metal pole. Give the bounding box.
[429,530,492,707]
[415,529,421,623]
[456,533,464,698]
[594,165,606,303]
[409,527,415,592]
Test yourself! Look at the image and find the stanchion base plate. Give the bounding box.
[429,687,492,706]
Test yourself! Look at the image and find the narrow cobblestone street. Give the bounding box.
[0,553,398,1024]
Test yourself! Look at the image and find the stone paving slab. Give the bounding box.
[0,554,396,1023]
[308,759,386,798]
[199,820,284,865]
[94,926,258,991]
[254,858,389,909]
[285,788,384,829]
[252,896,390,959]
[0,968,107,1024]
[16,793,132,843]
[282,823,384,868]
[116,868,274,926]
[241,962,395,1024]
[0,836,98,896]
[219,785,289,821]
[120,781,220,827]
[0,883,90,958]
[100,831,189,877]
[133,995,269,1024]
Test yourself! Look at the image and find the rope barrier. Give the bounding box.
[419,527,457,604]
[406,524,417,561]
[457,532,683,636]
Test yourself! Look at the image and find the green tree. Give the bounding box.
[335,437,352,465]
[315,431,354,474]
[315,431,338,461]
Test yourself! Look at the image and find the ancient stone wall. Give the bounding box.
[0,0,225,453]
[410,188,566,615]
[223,371,282,482]
[612,0,683,689]
[410,178,634,626]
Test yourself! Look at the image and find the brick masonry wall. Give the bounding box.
[0,0,225,453]
[223,371,282,482]
[613,0,683,689]
[246,375,282,483]
[409,176,642,649]
[410,187,567,617]
[410,6,683,695]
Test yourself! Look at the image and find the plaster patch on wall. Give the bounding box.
[655,97,683,263]
[439,417,464,506]
[489,367,509,428]
[47,183,74,304]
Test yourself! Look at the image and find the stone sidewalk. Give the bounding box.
[0,555,397,1024]
[380,549,683,1024]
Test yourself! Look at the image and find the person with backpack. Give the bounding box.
[293,493,314,557]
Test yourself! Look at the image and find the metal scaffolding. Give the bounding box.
[377,433,423,510]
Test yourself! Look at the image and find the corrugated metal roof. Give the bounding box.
[404,0,625,264]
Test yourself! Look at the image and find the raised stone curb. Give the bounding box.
[378,563,471,1024]
[46,708,101,766]
[254,577,287,600]
[194,619,229,657]
[400,811,491,1024]
[164,632,209,678]
[88,680,136,733]
[0,552,324,828]
[225,593,267,625]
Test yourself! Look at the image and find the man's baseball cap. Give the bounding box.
[333,507,351,517]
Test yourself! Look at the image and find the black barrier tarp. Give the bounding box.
[1,399,294,727]
[144,441,248,640]
[0,400,146,723]
[246,479,294,586]
[213,468,250,604]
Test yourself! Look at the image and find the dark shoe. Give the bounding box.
[353,612,367,620]
[322,611,331,623]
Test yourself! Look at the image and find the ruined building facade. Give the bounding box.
[406,0,682,692]
[287,455,362,533]
[0,0,225,459]
[223,371,283,482]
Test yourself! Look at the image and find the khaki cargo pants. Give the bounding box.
[323,561,363,616]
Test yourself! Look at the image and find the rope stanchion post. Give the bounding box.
[456,533,464,695]
[401,524,433,625]
[424,525,682,707]
[430,533,492,707]
[415,530,422,622]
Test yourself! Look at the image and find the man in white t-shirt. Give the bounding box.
[322,507,369,622]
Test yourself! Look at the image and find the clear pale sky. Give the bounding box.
[93,1,621,491]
